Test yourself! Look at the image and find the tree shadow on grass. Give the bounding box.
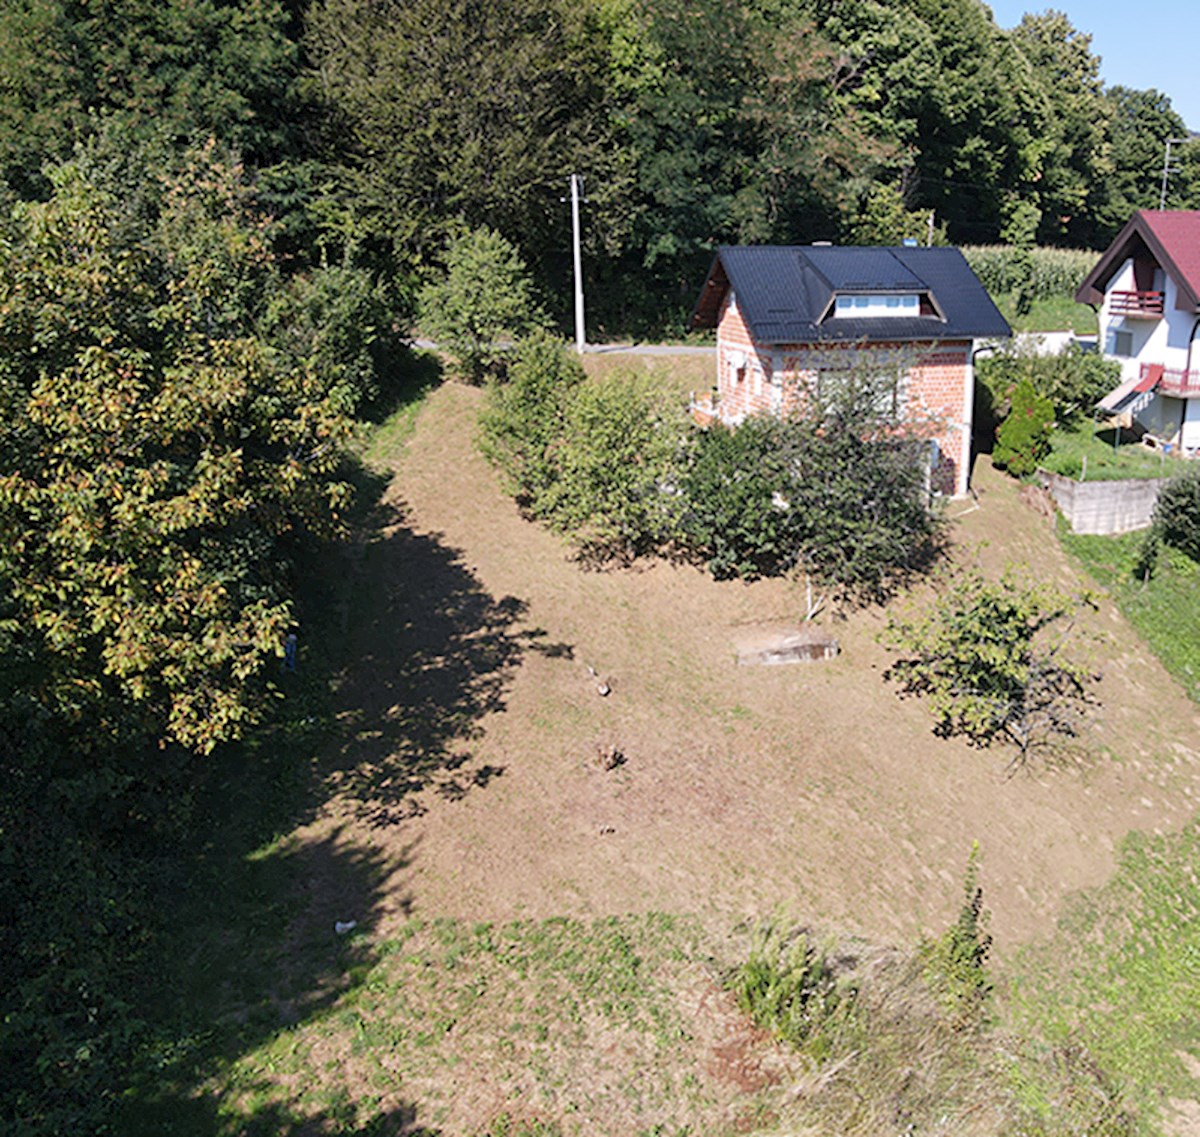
[321,496,572,826]
[121,810,417,1134]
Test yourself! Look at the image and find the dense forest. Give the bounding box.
[0,1,1197,1131]
[1,0,1197,333]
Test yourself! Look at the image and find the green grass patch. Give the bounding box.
[207,913,722,1136]
[1009,817,1200,1129]
[992,292,1096,335]
[1043,421,1190,482]
[1058,520,1200,702]
[352,347,444,467]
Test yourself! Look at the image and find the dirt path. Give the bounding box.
[307,380,1200,954]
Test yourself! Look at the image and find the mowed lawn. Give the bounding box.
[125,357,1200,1136]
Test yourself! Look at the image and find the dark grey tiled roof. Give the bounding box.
[691,245,1011,344]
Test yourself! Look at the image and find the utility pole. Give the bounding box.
[1159,137,1188,210]
[568,174,587,353]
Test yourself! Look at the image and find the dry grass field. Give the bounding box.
[180,358,1200,1136]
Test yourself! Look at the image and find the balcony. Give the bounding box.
[1110,290,1164,318]
[1140,362,1200,398]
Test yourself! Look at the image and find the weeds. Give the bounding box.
[732,923,853,1054]
[918,844,993,1029]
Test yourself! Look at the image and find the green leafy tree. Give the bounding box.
[993,378,1055,477]
[680,416,799,580]
[480,345,685,562]
[0,143,356,758]
[884,567,1096,763]
[977,344,1119,426]
[305,0,611,271]
[419,226,548,383]
[1006,11,1111,247]
[681,358,943,600]
[536,371,685,563]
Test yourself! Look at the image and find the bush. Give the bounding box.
[478,333,586,506]
[977,344,1119,425]
[1152,468,1200,563]
[884,567,1096,764]
[993,379,1055,476]
[733,923,852,1052]
[536,372,685,562]
[679,416,799,580]
[480,341,686,563]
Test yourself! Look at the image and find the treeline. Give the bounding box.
[1,0,1198,335]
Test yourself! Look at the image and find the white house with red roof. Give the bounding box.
[1077,210,1200,454]
[690,245,1011,497]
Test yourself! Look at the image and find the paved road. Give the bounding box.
[409,337,714,356]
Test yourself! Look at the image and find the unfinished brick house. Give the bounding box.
[689,245,1011,496]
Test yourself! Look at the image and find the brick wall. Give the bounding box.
[715,293,972,496]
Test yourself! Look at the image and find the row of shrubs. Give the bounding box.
[478,335,943,602]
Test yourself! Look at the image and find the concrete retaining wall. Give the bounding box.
[1038,469,1165,535]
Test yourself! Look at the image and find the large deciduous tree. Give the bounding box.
[0,140,356,759]
[1006,11,1111,247]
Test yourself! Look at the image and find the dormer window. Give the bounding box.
[833,294,920,316]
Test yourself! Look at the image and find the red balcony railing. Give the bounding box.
[1110,290,1164,317]
[1141,362,1200,397]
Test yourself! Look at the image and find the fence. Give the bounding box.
[1038,470,1165,535]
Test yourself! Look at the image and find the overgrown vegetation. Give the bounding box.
[733,924,852,1054]
[918,844,993,1029]
[884,567,1097,765]
[723,869,1132,1137]
[480,341,943,597]
[3,0,1198,336]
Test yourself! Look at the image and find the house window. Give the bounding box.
[1111,329,1134,357]
[833,294,920,317]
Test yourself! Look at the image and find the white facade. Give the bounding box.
[1097,257,1197,383]
[1097,257,1200,452]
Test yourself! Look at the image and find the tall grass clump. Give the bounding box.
[732,924,853,1054]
